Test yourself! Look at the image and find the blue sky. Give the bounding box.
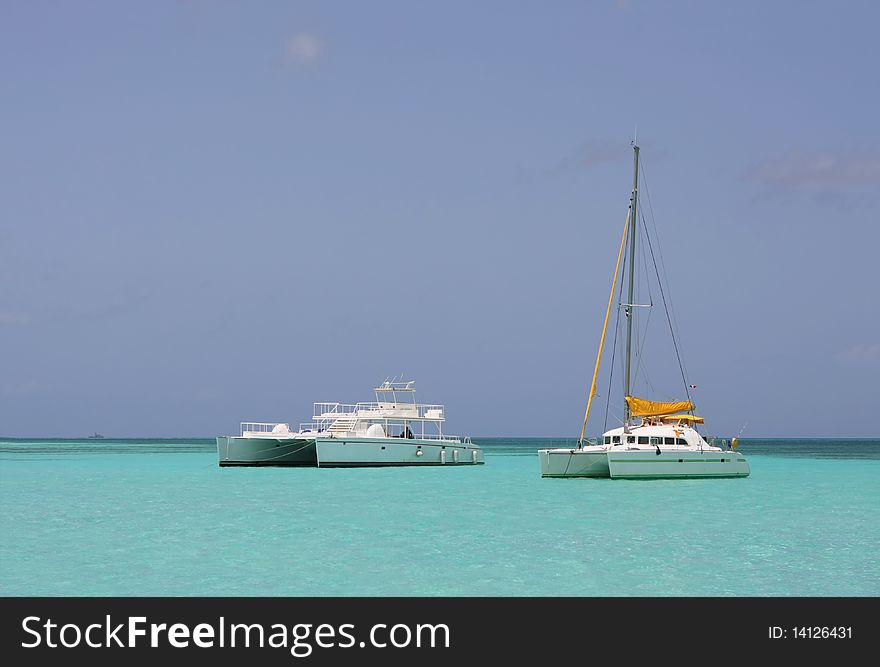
[2,1,878,437]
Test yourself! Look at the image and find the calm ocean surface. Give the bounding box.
[1,438,877,596]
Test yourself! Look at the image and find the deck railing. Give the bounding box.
[237,421,468,443]
[313,402,446,420]
[240,422,290,436]
[313,402,359,417]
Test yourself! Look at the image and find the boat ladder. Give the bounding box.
[328,416,357,437]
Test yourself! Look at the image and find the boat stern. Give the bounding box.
[539,447,610,478]
[216,435,318,467]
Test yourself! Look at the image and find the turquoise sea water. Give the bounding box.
[1,438,878,596]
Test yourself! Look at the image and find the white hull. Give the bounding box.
[538,447,609,477]
[315,437,484,467]
[606,449,750,479]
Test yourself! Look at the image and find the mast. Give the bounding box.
[622,142,639,431]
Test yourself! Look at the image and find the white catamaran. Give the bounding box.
[218,379,484,468]
[539,142,749,479]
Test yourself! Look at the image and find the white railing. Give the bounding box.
[412,433,460,442]
[240,422,290,436]
[312,402,446,420]
[313,402,359,418]
[348,432,463,443]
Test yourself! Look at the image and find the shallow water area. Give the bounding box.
[1,438,878,596]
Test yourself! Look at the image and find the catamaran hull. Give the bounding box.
[606,450,750,479]
[538,448,610,478]
[315,438,484,467]
[216,436,317,467]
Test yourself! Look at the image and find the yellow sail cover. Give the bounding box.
[625,395,694,417]
[659,414,704,424]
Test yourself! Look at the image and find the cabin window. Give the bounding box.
[664,437,675,445]
[676,438,687,445]
[627,436,635,444]
[604,436,611,445]
[612,436,621,444]
[650,437,661,445]
[638,436,648,444]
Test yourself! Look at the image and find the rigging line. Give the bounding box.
[603,245,627,434]
[639,222,656,393]
[632,220,654,389]
[634,210,642,381]
[640,213,654,307]
[579,211,630,443]
[635,312,656,394]
[639,194,691,401]
[633,241,656,396]
[606,404,625,428]
[640,158,691,384]
[638,329,657,396]
[603,290,623,434]
[561,451,577,476]
[642,199,693,405]
[637,163,692,399]
[635,217,655,388]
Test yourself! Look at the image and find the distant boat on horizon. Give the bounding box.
[87,432,104,439]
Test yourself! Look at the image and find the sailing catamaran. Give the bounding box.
[539,142,749,479]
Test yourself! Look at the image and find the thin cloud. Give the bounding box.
[748,153,880,192]
[286,32,323,66]
[551,139,628,177]
[836,343,880,363]
[515,139,659,186]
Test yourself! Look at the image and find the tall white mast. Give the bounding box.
[622,142,640,431]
